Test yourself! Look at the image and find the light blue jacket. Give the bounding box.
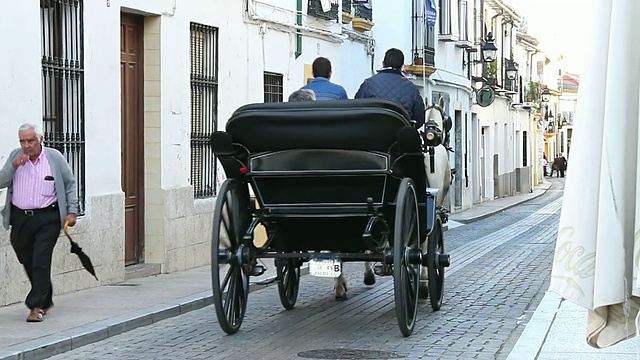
[302,77,349,100]
[0,147,78,230]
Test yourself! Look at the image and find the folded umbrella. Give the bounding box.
[63,220,99,281]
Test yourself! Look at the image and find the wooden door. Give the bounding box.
[120,13,145,265]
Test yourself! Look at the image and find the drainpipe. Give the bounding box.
[295,0,302,58]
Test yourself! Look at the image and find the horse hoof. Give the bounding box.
[418,282,429,299]
[364,272,376,285]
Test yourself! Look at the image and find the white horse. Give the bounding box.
[419,97,452,298]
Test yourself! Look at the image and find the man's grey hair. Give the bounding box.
[18,123,44,137]
[288,89,316,102]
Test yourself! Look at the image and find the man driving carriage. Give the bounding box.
[355,48,425,128]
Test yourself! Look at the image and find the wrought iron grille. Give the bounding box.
[40,0,86,214]
[342,0,352,13]
[308,0,339,21]
[190,23,219,198]
[411,0,435,67]
[354,1,373,21]
[264,72,284,103]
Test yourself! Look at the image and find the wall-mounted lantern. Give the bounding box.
[481,32,498,62]
[505,60,518,80]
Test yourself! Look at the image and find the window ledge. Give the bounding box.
[439,34,458,42]
[455,40,473,48]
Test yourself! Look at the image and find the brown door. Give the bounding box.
[120,13,145,265]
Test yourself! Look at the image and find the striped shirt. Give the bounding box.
[11,148,57,209]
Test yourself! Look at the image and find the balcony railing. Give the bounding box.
[308,0,339,21]
[342,0,352,13]
[354,1,372,21]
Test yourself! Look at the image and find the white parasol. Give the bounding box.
[549,0,640,349]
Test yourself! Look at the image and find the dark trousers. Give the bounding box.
[10,205,60,310]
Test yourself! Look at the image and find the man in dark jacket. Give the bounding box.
[355,48,425,127]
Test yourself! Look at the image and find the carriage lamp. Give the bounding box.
[505,60,518,80]
[541,88,551,103]
[481,32,498,63]
[423,120,443,147]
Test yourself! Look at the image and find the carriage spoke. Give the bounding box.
[223,269,236,315]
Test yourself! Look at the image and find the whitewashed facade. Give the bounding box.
[0,0,552,306]
[0,0,372,306]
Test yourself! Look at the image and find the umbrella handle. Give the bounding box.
[63,219,72,241]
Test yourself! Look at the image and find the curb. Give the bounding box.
[451,182,553,224]
[506,291,564,360]
[0,268,308,360]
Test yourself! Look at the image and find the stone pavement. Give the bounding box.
[4,179,628,360]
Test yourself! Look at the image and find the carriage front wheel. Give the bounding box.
[427,213,445,311]
[211,178,251,334]
[393,178,421,337]
[276,257,301,310]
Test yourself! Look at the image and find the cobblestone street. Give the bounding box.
[48,179,564,360]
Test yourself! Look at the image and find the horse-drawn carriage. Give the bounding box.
[210,98,450,337]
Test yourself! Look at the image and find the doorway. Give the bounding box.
[120,13,145,265]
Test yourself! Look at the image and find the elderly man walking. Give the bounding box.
[0,124,78,322]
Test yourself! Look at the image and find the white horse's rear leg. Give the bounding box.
[334,275,348,300]
[364,261,375,285]
[334,261,376,301]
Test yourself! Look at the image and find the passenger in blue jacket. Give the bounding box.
[355,48,425,127]
[302,57,349,101]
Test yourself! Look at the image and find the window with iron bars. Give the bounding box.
[264,72,284,103]
[190,23,219,199]
[412,0,436,66]
[40,0,86,214]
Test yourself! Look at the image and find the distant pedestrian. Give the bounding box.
[556,153,568,177]
[0,123,78,322]
[302,57,348,100]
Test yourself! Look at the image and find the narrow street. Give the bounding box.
[47,179,564,360]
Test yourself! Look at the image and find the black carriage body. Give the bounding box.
[213,99,429,252]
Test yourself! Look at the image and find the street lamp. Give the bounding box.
[541,88,551,103]
[481,32,498,62]
[505,60,518,80]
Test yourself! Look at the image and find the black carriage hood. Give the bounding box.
[224,99,413,153]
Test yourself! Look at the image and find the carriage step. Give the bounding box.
[251,265,266,276]
[373,264,393,276]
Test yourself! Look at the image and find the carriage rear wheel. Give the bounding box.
[427,214,445,311]
[393,178,421,337]
[276,257,301,310]
[211,178,251,334]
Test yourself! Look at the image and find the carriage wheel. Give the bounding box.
[211,178,251,334]
[393,178,421,337]
[427,214,445,311]
[276,258,301,310]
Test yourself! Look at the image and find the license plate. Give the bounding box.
[309,258,342,278]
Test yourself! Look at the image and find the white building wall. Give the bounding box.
[0,0,361,306]
[370,0,412,70]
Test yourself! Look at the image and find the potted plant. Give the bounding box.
[485,61,497,86]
